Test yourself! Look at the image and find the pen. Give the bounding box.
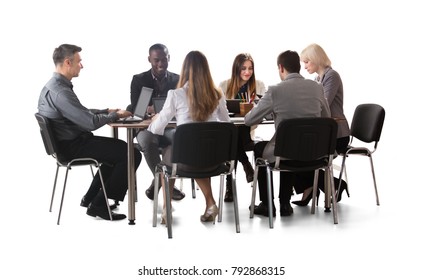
[249,92,255,104]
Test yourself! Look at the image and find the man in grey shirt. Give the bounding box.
[244,50,330,217]
[38,44,142,221]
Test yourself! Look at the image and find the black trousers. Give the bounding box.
[253,141,296,204]
[236,125,252,163]
[58,133,142,202]
[226,125,252,186]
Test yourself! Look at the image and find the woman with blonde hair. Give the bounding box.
[148,50,231,224]
[219,53,266,202]
[293,43,350,206]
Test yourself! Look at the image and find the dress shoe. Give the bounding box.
[292,188,320,207]
[252,202,276,217]
[224,179,233,202]
[200,204,219,224]
[280,203,293,216]
[80,196,117,210]
[145,181,156,200]
[172,187,185,201]
[241,160,254,183]
[145,180,186,201]
[86,204,126,221]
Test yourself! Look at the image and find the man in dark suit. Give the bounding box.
[129,43,185,200]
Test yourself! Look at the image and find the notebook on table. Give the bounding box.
[226,99,241,114]
[115,87,153,123]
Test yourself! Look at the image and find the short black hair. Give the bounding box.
[277,50,301,73]
[149,43,168,55]
[53,44,82,66]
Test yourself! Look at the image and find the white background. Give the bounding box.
[1,0,422,279]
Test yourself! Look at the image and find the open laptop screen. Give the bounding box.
[115,87,153,123]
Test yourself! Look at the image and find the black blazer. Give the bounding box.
[128,69,180,112]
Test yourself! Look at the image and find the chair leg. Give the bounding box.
[311,170,319,214]
[218,175,224,222]
[324,169,332,212]
[89,165,119,208]
[343,163,349,194]
[231,174,240,233]
[266,166,273,229]
[49,164,60,212]
[369,155,380,206]
[152,171,161,227]
[57,167,71,225]
[97,165,112,221]
[191,178,196,198]
[250,164,260,218]
[329,166,339,224]
[337,156,350,201]
[163,171,173,239]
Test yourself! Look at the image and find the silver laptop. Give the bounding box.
[116,87,153,123]
[152,97,176,122]
[152,97,166,114]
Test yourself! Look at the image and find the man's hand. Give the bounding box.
[116,109,132,118]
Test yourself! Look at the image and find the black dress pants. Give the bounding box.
[236,125,252,163]
[58,133,142,202]
[226,125,253,186]
[253,141,296,204]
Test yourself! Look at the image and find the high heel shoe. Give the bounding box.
[292,188,320,206]
[224,178,233,202]
[200,204,219,224]
[160,207,173,225]
[242,160,254,183]
[336,180,349,202]
[160,212,167,225]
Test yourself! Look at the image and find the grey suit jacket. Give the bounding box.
[318,67,350,138]
[244,73,330,162]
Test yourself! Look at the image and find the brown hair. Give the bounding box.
[225,53,257,100]
[177,51,221,121]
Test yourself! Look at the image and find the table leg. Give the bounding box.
[127,128,136,225]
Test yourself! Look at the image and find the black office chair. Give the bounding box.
[250,117,339,228]
[35,113,112,224]
[336,103,385,205]
[152,122,239,238]
[134,142,196,199]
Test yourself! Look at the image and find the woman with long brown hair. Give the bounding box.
[219,53,266,202]
[148,50,231,224]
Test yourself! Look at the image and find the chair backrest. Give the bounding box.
[35,113,58,157]
[274,117,338,161]
[171,122,238,168]
[350,103,385,143]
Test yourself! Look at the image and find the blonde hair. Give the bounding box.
[300,43,331,68]
[226,53,257,100]
[177,51,221,121]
